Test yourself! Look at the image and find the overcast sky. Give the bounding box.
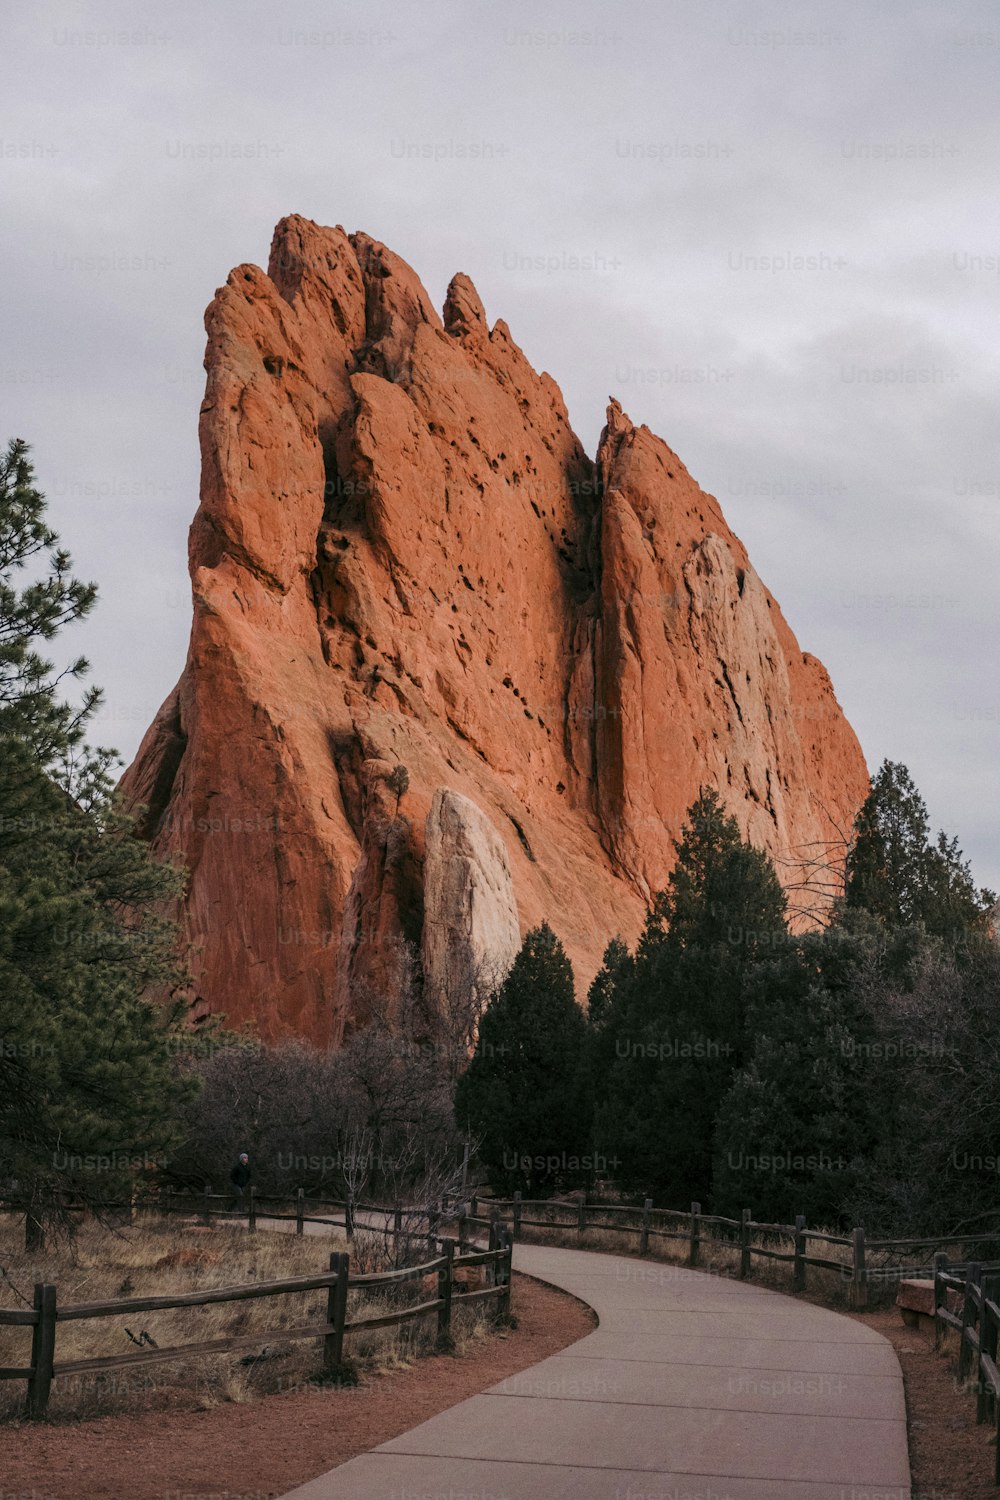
[3,0,998,892]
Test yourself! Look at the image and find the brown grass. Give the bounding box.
[0,1210,498,1422]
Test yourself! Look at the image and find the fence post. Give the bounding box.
[428,1201,440,1252]
[438,1238,455,1346]
[323,1252,350,1375]
[25,1283,57,1419]
[505,1228,514,1318]
[932,1250,948,1349]
[990,1288,1000,1485]
[577,1191,587,1237]
[456,1206,467,1252]
[739,1209,752,1279]
[296,1188,305,1236]
[639,1198,653,1256]
[959,1262,982,1381]
[470,1192,478,1219]
[248,1184,257,1233]
[513,1191,522,1239]
[978,1286,997,1424]
[850,1227,867,1311]
[689,1202,701,1267]
[495,1223,513,1320]
[793,1215,807,1293]
[345,1196,355,1239]
[393,1203,403,1240]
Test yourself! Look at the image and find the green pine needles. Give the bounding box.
[0,438,194,1247]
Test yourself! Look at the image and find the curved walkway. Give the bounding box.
[282,1242,911,1500]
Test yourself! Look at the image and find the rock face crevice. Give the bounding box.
[122,215,868,1043]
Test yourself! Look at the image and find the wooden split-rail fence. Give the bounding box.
[463,1193,870,1298]
[933,1256,1000,1484]
[149,1185,482,1251]
[462,1191,1000,1313]
[0,1219,512,1420]
[31,1183,1000,1308]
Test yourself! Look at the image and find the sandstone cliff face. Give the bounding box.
[122,215,868,1043]
[422,789,521,1024]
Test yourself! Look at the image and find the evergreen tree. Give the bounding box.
[0,438,193,1244]
[845,760,993,952]
[842,936,1000,1237]
[585,934,633,1112]
[649,788,787,962]
[454,924,593,1195]
[599,790,787,1203]
[0,437,98,758]
[711,929,881,1225]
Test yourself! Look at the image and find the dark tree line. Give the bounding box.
[456,772,997,1236]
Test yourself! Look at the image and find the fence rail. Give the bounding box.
[459,1190,1000,1311]
[33,1183,999,1295]
[157,1186,490,1253]
[3,1225,513,1420]
[933,1259,1000,1484]
[11,1184,1000,1425]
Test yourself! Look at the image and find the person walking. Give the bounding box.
[229,1151,252,1213]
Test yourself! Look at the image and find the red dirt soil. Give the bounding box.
[0,1273,595,1500]
[848,1304,999,1500]
[6,1269,991,1497]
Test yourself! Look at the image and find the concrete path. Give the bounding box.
[280,1241,910,1499]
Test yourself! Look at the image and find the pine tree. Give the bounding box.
[711,929,881,1225]
[845,760,993,951]
[454,924,593,1195]
[585,935,633,1112]
[0,437,98,759]
[0,439,193,1245]
[599,790,787,1203]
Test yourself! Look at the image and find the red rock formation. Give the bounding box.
[122,215,868,1044]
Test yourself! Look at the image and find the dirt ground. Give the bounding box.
[0,1272,596,1500]
[847,1303,997,1500]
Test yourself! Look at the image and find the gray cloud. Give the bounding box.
[3,0,997,889]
